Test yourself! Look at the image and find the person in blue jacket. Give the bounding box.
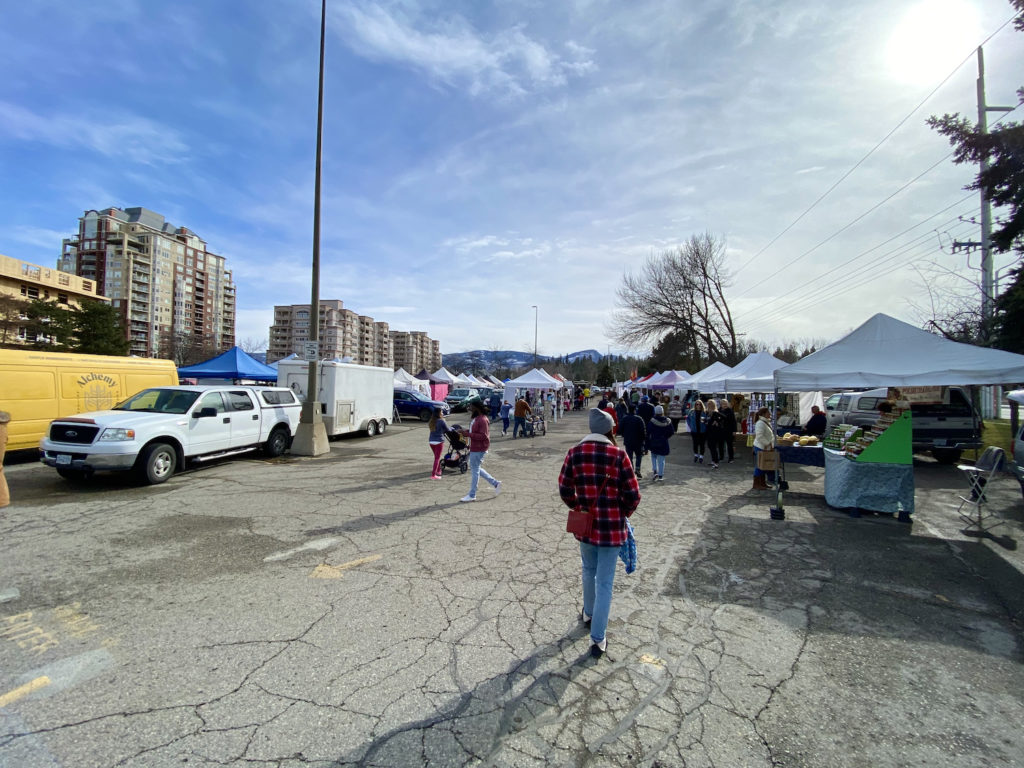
[646,405,674,481]
[498,400,512,435]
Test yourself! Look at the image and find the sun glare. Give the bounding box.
[886,0,981,85]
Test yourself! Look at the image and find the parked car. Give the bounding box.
[40,385,301,484]
[824,386,982,464]
[394,389,449,421]
[445,387,480,412]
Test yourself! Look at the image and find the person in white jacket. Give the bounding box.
[752,407,775,490]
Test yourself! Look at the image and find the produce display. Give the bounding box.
[823,424,860,451]
[844,407,906,459]
[779,432,819,446]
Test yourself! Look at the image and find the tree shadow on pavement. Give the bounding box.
[330,623,599,767]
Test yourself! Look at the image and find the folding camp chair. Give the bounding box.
[956,446,1006,532]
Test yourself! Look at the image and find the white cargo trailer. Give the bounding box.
[276,359,395,437]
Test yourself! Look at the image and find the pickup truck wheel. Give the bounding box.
[137,442,176,485]
[264,427,290,457]
[932,448,962,465]
[56,467,93,482]
[365,420,377,437]
[419,408,432,422]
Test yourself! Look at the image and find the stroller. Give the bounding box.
[441,426,469,474]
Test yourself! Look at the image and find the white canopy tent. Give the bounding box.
[648,370,692,389]
[774,313,1024,390]
[681,361,733,391]
[487,375,505,388]
[431,367,458,385]
[703,352,788,392]
[502,368,564,405]
[394,367,430,396]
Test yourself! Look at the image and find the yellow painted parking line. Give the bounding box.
[0,676,51,707]
[308,554,382,579]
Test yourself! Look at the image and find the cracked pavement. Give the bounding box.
[1,412,1023,767]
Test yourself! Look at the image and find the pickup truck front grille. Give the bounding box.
[49,424,100,445]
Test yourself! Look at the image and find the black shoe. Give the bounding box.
[581,612,592,627]
[636,471,642,479]
[589,639,607,658]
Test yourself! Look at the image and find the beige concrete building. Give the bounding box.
[59,207,235,358]
[0,253,108,346]
[268,300,394,368]
[391,330,442,373]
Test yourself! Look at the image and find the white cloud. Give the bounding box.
[0,101,188,166]
[333,3,595,97]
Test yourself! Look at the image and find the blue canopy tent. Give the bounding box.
[177,346,278,381]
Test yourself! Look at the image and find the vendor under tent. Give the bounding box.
[177,346,277,382]
[770,313,1024,520]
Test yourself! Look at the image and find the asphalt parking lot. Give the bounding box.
[1,411,1023,767]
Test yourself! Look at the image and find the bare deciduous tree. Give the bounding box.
[609,233,738,365]
[238,336,268,354]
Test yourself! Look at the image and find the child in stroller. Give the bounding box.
[441,426,470,474]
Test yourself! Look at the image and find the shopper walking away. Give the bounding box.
[614,397,628,424]
[513,396,532,438]
[686,399,707,463]
[705,399,724,468]
[427,407,448,479]
[499,400,512,436]
[668,395,683,432]
[719,398,737,463]
[752,406,775,490]
[601,400,619,435]
[618,405,647,479]
[637,395,655,429]
[558,408,641,658]
[646,405,674,481]
[459,399,501,502]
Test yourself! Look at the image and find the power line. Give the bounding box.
[733,192,976,323]
[738,211,977,335]
[730,12,1020,283]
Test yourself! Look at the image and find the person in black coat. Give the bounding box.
[637,395,655,429]
[718,398,737,463]
[618,405,647,479]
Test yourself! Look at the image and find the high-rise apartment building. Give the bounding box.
[268,300,393,368]
[59,207,235,358]
[391,330,441,373]
[0,254,107,346]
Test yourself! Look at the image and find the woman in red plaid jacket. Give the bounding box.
[558,408,641,658]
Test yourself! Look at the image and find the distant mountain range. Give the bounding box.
[442,349,603,368]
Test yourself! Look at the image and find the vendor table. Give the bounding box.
[823,448,914,517]
[776,444,825,468]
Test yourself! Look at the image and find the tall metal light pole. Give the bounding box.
[532,305,538,368]
[292,0,330,456]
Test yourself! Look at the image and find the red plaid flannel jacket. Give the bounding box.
[558,435,641,546]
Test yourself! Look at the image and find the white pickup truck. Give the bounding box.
[40,385,302,484]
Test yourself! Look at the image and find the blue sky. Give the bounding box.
[1,0,1021,359]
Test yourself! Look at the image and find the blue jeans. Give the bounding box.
[650,452,666,477]
[513,416,526,437]
[501,416,510,433]
[468,451,497,498]
[580,542,619,644]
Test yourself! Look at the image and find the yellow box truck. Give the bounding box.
[0,349,179,452]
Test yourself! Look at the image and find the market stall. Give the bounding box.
[414,369,449,401]
[771,313,1024,521]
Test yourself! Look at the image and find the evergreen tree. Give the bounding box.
[74,300,130,356]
